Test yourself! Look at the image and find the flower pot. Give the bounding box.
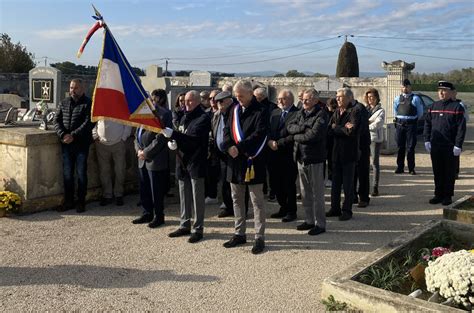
[409,263,426,286]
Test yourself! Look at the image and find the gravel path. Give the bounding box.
[1,126,473,311]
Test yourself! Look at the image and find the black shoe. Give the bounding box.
[188,232,203,243]
[148,217,165,228]
[308,226,326,236]
[168,228,191,238]
[57,202,73,212]
[267,194,276,202]
[353,197,359,204]
[371,187,379,197]
[442,197,452,206]
[223,235,247,248]
[251,238,265,254]
[115,196,124,206]
[76,203,86,213]
[217,210,233,218]
[270,211,286,218]
[394,168,404,174]
[326,210,341,217]
[282,213,297,223]
[429,196,443,205]
[409,170,417,175]
[132,214,153,224]
[338,212,352,221]
[296,222,315,231]
[99,197,113,206]
[357,201,369,208]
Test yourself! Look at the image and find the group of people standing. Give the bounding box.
[53,77,466,255]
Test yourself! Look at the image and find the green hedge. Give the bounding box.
[413,84,474,92]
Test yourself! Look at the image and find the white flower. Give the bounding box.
[425,250,474,306]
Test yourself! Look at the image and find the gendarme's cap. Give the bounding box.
[214,91,232,102]
[438,81,455,90]
[402,78,411,87]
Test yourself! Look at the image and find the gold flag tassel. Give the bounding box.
[245,159,255,183]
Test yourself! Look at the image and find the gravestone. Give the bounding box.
[190,71,211,87]
[29,66,62,110]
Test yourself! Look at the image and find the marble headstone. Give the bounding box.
[29,66,62,110]
[189,71,211,87]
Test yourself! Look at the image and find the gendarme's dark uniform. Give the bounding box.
[423,97,466,202]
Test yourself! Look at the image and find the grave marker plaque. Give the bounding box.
[189,71,211,87]
[29,66,62,110]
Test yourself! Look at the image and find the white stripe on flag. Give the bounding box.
[97,58,125,93]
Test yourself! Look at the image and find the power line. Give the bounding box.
[354,35,474,42]
[169,45,340,67]
[357,44,474,62]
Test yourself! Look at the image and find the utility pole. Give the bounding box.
[165,58,169,76]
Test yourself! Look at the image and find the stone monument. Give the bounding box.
[29,66,62,111]
[189,71,211,87]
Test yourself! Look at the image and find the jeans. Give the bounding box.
[61,143,89,205]
[370,142,382,188]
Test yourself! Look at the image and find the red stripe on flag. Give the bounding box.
[93,88,130,119]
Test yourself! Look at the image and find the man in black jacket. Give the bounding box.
[268,89,299,222]
[327,87,360,221]
[162,90,211,243]
[54,79,94,213]
[288,88,328,235]
[424,81,466,206]
[222,80,269,254]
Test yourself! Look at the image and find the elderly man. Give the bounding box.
[267,89,299,222]
[162,90,211,243]
[393,79,424,175]
[54,79,94,213]
[327,87,360,221]
[200,90,211,113]
[424,81,466,206]
[288,88,328,235]
[222,80,269,254]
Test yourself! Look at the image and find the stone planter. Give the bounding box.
[443,195,474,224]
[321,219,473,312]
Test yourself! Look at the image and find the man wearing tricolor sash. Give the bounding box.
[221,80,269,255]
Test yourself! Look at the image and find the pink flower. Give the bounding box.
[431,247,451,258]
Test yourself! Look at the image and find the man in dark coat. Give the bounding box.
[54,78,94,213]
[288,88,328,235]
[132,105,172,228]
[162,90,211,243]
[267,89,299,222]
[327,87,360,221]
[222,80,269,254]
[424,81,466,206]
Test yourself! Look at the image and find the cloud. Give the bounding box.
[244,10,262,16]
[172,3,205,11]
[36,25,90,39]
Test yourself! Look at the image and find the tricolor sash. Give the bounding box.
[231,104,267,182]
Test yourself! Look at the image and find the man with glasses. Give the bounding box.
[267,89,299,223]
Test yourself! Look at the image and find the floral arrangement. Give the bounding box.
[425,250,474,308]
[420,246,451,263]
[0,191,22,214]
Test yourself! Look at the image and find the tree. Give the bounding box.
[336,41,359,77]
[313,72,329,77]
[286,69,306,77]
[0,33,35,73]
[273,73,285,77]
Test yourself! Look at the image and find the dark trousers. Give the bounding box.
[430,145,456,199]
[354,146,371,202]
[331,160,356,215]
[395,120,417,171]
[221,161,248,214]
[205,161,220,199]
[139,167,167,219]
[268,156,297,215]
[61,143,89,205]
[326,137,334,180]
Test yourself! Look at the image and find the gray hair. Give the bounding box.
[233,80,253,94]
[336,87,353,98]
[222,82,233,93]
[253,87,267,99]
[279,88,294,103]
[187,90,201,101]
[304,88,319,99]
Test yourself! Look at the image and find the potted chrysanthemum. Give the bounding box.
[0,191,22,217]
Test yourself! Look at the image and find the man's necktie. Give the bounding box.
[279,110,288,128]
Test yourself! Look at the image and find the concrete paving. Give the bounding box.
[1,124,473,311]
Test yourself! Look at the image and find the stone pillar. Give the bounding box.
[381,60,415,122]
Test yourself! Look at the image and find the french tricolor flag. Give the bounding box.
[91,28,162,132]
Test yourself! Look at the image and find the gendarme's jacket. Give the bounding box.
[222,97,269,184]
[423,99,466,148]
[171,105,211,179]
[54,94,93,148]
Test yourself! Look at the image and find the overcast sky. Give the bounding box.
[1,0,473,75]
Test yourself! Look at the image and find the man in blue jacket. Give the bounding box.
[424,81,466,206]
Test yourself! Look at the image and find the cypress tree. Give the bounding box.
[336,41,359,77]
